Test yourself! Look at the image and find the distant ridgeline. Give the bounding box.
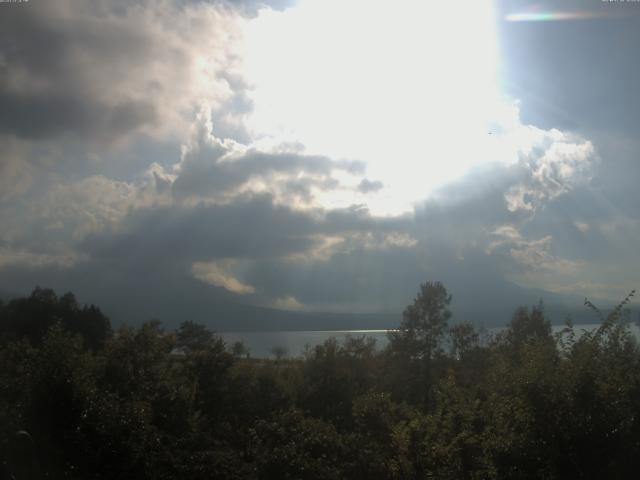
[0,285,635,333]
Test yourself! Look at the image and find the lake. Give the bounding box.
[219,323,640,358]
[219,330,390,358]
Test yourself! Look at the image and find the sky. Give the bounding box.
[0,0,638,326]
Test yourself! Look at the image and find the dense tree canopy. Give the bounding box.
[0,285,639,478]
[0,287,111,349]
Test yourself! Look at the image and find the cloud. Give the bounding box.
[0,0,246,144]
[0,138,35,201]
[0,103,383,299]
[357,178,384,194]
[488,226,582,273]
[191,260,255,294]
[574,221,590,233]
[0,142,624,319]
[171,116,365,204]
[0,171,166,263]
[271,295,307,311]
[82,193,413,270]
[7,116,597,315]
[498,0,640,136]
[548,281,634,303]
[0,248,86,271]
[0,0,636,323]
[509,236,582,273]
[0,93,609,317]
[0,91,156,141]
[504,130,595,212]
[220,0,295,16]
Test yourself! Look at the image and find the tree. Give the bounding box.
[176,321,213,352]
[270,345,288,361]
[448,321,479,360]
[385,282,452,407]
[0,287,111,349]
[231,340,250,359]
[388,281,452,361]
[251,410,346,479]
[503,302,552,349]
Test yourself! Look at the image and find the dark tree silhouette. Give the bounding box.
[176,320,213,352]
[388,281,452,361]
[0,284,638,479]
[0,287,111,349]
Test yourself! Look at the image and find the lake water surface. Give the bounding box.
[219,323,640,358]
[219,330,390,358]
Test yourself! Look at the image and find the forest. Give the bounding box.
[0,282,639,479]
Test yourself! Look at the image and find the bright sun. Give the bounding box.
[243,0,513,214]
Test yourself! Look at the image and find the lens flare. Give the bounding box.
[506,11,622,22]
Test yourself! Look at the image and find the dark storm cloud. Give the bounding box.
[0,152,604,323]
[0,91,156,140]
[84,195,318,264]
[415,166,522,228]
[516,181,640,270]
[244,244,426,309]
[83,193,412,268]
[0,2,157,141]
[173,149,365,199]
[1,0,636,324]
[587,133,640,221]
[493,0,640,300]
[44,168,518,314]
[497,0,640,135]
[0,0,248,145]
[239,174,574,315]
[4,124,601,316]
[260,168,518,307]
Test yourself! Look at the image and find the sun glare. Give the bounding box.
[243,0,509,213]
